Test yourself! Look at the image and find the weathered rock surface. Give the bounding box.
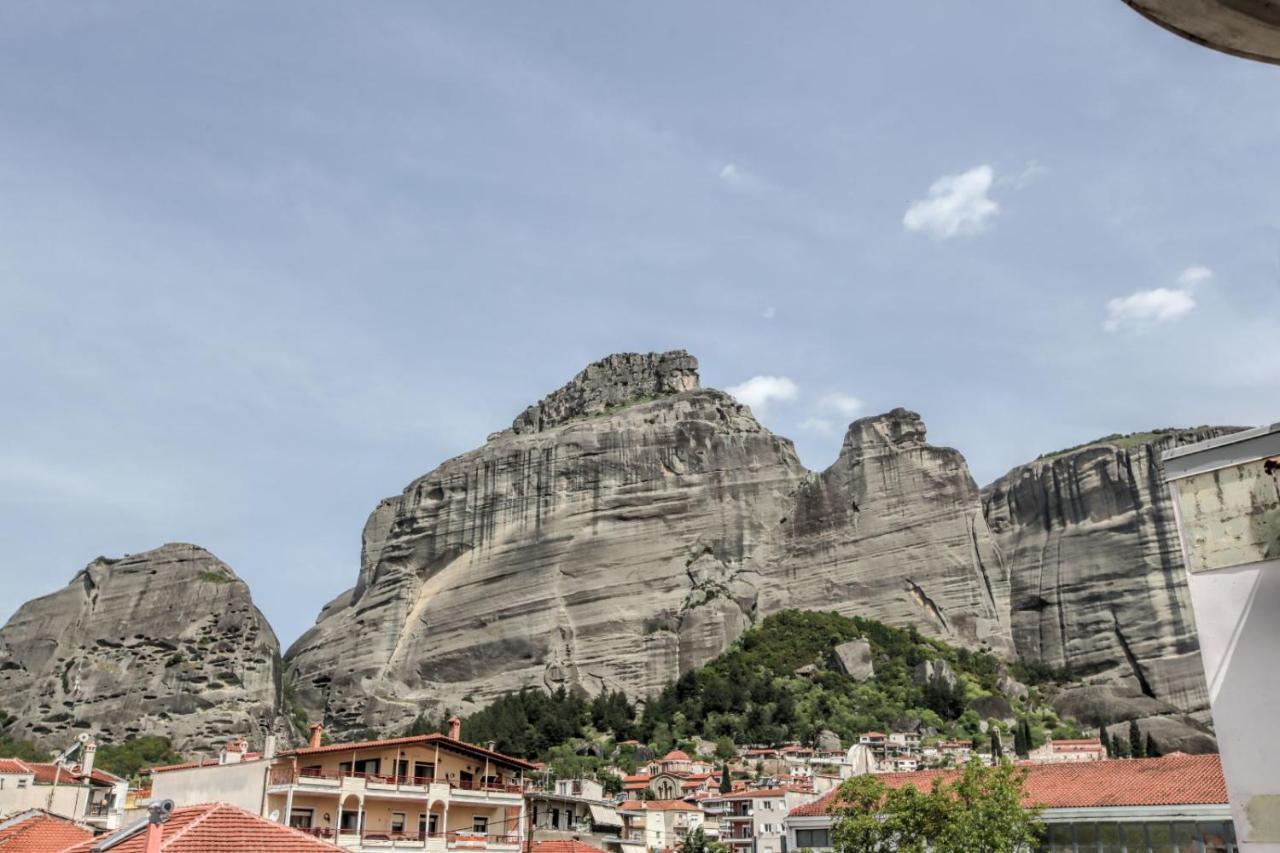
[0,544,281,754]
[1103,715,1217,756]
[285,351,1016,734]
[983,428,1243,724]
[913,659,959,691]
[833,639,875,682]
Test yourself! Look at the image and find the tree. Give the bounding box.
[679,827,729,853]
[1128,721,1144,759]
[830,759,1042,853]
[1101,729,1114,758]
[714,736,737,762]
[719,763,732,794]
[96,736,184,780]
[1145,733,1159,759]
[989,730,1002,761]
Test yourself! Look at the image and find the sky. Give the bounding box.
[3,3,1279,647]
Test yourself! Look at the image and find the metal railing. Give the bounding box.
[269,766,521,793]
[296,829,522,848]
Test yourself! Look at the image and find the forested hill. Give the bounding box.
[414,611,1082,764]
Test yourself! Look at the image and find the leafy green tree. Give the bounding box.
[1129,721,1146,758]
[97,736,184,780]
[830,760,1042,853]
[0,736,48,762]
[679,827,729,853]
[714,736,737,761]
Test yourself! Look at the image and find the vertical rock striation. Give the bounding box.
[982,428,1243,721]
[0,544,282,754]
[285,352,1015,734]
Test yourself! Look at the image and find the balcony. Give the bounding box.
[297,829,522,852]
[268,767,522,800]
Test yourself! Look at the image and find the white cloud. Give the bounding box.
[800,416,836,435]
[903,164,999,239]
[726,375,799,413]
[1178,265,1213,287]
[1103,287,1196,333]
[1002,160,1046,190]
[761,305,776,320]
[816,392,863,418]
[718,162,769,194]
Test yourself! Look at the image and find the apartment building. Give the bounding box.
[527,778,622,851]
[150,718,535,852]
[615,799,702,852]
[0,748,128,831]
[708,788,813,853]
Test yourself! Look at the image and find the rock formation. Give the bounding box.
[833,639,875,682]
[285,350,1015,735]
[0,544,281,754]
[982,428,1242,726]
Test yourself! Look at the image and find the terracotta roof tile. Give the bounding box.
[0,759,119,786]
[617,800,702,812]
[58,803,342,852]
[0,811,93,852]
[788,754,1227,817]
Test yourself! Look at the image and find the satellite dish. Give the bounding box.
[269,809,281,822]
[77,733,91,743]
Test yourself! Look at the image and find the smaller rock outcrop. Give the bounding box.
[913,659,958,691]
[833,639,875,682]
[816,729,842,753]
[0,544,282,755]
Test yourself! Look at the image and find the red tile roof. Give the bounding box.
[662,750,691,761]
[531,841,609,853]
[58,803,342,852]
[0,759,120,786]
[721,787,787,800]
[0,811,93,852]
[278,733,537,770]
[617,800,702,812]
[788,754,1227,816]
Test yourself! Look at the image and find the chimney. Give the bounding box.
[264,733,278,760]
[145,800,174,853]
[447,716,462,740]
[487,740,497,752]
[308,723,324,749]
[80,740,96,778]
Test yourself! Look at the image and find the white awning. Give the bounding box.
[589,805,622,828]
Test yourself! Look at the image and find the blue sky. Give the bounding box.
[3,3,1278,646]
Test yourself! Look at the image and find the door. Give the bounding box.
[340,809,360,831]
[289,809,313,829]
[414,761,435,784]
[459,769,474,789]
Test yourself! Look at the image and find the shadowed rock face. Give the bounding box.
[0,544,281,754]
[285,351,1016,734]
[982,428,1244,723]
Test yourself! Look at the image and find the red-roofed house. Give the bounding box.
[150,720,535,852]
[531,840,609,853]
[616,799,703,852]
[1027,737,1107,764]
[0,750,127,831]
[59,802,343,852]
[785,754,1235,851]
[0,809,93,851]
[703,788,815,853]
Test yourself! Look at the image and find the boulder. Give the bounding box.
[968,695,1015,722]
[913,659,958,691]
[833,639,875,682]
[816,729,842,753]
[1050,684,1178,728]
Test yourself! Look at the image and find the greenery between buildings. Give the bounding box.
[829,759,1043,853]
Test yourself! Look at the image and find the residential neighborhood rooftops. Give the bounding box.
[59,803,343,852]
[0,810,93,852]
[617,799,702,812]
[0,759,121,786]
[789,754,1227,816]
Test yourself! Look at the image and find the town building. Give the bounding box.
[527,778,623,852]
[0,751,128,831]
[60,802,343,851]
[149,718,535,852]
[0,809,93,851]
[785,753,1235,852]
[615,799,703,852]
[709,788,814,853]
[530,840,609,853]
[1026,738,1107,765]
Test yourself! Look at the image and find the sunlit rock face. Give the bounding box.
[285,351,1015,735]
[982,427,1244,723]
[0,544,282,754]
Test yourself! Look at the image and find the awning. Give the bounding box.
[589,805,622,828]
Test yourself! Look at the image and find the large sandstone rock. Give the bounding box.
[285,351,1016,734]
[0,544,282,755]
[983,428,1243,723]
[833,639,874,681]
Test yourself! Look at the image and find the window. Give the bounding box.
[793,829,830,848]
[473,817,489,835]
[353,758,380,776]
[16,779,27,789]
[414,761,435,784]
[391,813,407,834]
[289,809,313,829]
[340,809,360,831]
[419,814,439,838]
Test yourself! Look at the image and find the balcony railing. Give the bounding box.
[269,766,521,793]
[295,829,521,848]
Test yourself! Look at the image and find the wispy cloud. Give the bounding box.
[815,392,863,418]
[726,375,799,413]
[800,416,836,435]
[718,162,769,194]
[1001,160,1046,190]
[761,306,776,320]
[1103,265,1210,334]
[903,164,999,239]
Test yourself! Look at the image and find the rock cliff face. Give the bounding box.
[286,351,1015,734]
[0,544,281,754]
[982,428,1242,722]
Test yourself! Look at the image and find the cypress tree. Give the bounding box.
[1102,729,1114,758]
[1129,720,1144,758]
[990,730,1002,761]
[719,762,731,794]
[1145,733,1159,759]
